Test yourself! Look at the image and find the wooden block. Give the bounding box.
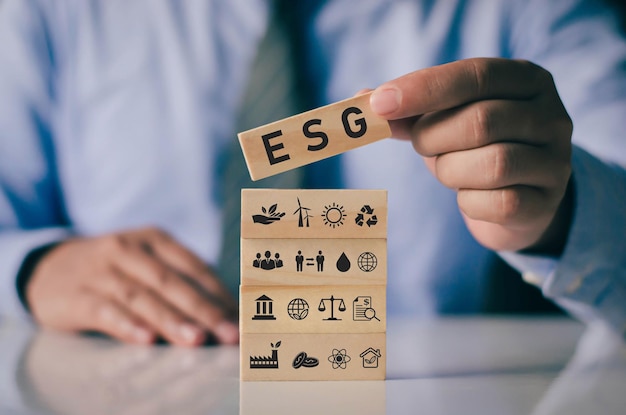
[240,332,386,381]
[238,92,391,181]
[240,285,386,334]
[241,189,387,239]
[241,238,386,286]
[241,380,386,414]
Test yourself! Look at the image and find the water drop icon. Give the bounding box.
[336,252,351,272]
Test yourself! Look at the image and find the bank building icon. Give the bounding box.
[252,294,277,320]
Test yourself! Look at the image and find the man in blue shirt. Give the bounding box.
[1,0,625,346]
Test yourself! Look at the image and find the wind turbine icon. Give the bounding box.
[294,197,313,228]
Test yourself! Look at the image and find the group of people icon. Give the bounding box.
[295,250,325,272]
[253,251,284,270]
[253,250,327,272]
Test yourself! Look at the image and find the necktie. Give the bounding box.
[217,1,306,296]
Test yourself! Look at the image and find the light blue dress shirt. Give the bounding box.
[1,0,625,332]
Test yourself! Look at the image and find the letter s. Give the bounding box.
[303,119,329,151]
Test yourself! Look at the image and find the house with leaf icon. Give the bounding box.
[360,347,381,368]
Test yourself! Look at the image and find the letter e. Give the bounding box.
[262,130,290,165]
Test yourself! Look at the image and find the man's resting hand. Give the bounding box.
[26,227,239,346]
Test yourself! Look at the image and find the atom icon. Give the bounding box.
[328,348,351,369]
[321,202,346,228]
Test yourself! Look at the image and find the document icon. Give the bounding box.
[353,296,379,321]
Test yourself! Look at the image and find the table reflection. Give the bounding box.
[1,318,624,415]
[531,323,626,415]
[16,330,239,415]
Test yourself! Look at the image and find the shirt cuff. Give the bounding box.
[0,227,71,319]
[499,146,626,334]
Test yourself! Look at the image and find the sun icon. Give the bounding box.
[321,203,346,228]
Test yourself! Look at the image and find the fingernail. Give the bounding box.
[133,327,153,344]
[214,322,239,344]
[370,87,401,115]
[179,323,204,344]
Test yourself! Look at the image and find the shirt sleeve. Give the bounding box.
[501,0,626,334]
[0,1,71,319]
[501,147,626,334]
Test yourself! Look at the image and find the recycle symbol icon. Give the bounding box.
[355,205,378,227]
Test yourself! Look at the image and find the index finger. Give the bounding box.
[138,228,237,311]
[370,58,551,120]
[114,247,239,344]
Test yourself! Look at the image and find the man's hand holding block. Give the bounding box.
[238,92,391,180]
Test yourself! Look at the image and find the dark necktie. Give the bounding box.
[216,1,306,295]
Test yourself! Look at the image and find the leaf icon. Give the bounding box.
[269,204,277,214]
[275,341,281,348]
[262,206,267,214]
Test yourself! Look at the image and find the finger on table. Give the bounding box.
[95,270,206,346]
[138,228,237,312]
[114,245,239,344]
[74,289,155,345]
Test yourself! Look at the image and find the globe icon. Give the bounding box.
[357,252,378,272]
[287,298,309,320]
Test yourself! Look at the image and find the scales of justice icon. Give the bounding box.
[318,295,346,320]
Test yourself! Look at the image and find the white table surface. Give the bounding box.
[1,316,624,415]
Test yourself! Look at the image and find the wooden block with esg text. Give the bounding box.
[241,332,386,381]
[241,238,386,286]
[240,285,386,334]
[241,189,387,239]
[238,92,392,181]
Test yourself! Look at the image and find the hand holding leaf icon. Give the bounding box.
[252,204,286,225]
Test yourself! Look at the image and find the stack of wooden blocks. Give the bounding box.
[240,188,387,381]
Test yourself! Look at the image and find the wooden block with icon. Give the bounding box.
[241,285,386,334]
[241,332,386,381]
[239,189,388,381]
[240,238,387,286]
[240,189,387,239]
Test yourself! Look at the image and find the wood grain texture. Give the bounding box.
[241,238,386,286]
[238,92,391,180]
[241,189,387,239]
[241,332,386,381]
[240,285,386,334]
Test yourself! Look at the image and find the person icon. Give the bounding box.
[275,252,283,268]
[253,252,261,268]
[316,250,325,272]
[261,250,276,270]
[295,250,304,272]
